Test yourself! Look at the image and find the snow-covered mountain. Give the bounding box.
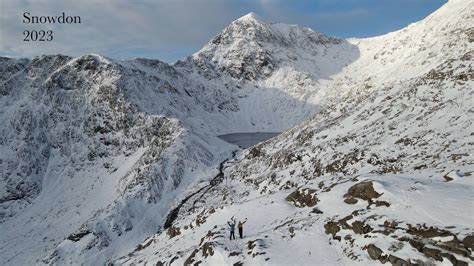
[1,0,473,265]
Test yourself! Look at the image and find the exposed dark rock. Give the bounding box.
[365,244,383,260]
[184,242,215,266]
[422,247,442,261]
[352,221,373,235]
[247,240,257,250]
[169,256,179,264]
[344,197,358,204]
[345,181,381,202]
[67,229,91,242]
[134,238,154,252]
[437,242,471,257]
[444,174,454,182]
[462,235,474,250]
[311,207,323,214]
[288,227,295,238]
[413,164,427,170]
[380,220,399,235]
[286,187,318,207]
[395,137,414,146]
[166,226,181,239]
[375,200,391,207]
[184,249,199,266]
[248,146,263,158]
[202,242,214,257]
[388,255,408,266]
[407,224,452,238]
[338,214,354,230]
[384,220,399,229]
[408,239,425,252]
[324,149,363,175]
[199,230,218,246]
[450,153,469,162]
[441,252,469,266]
[324,221,341,240]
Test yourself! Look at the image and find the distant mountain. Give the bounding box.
[187,12,356,82]
[0,0,473,265]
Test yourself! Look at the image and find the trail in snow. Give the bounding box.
[163,150,239,229]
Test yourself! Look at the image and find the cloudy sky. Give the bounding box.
[0,0,447,62]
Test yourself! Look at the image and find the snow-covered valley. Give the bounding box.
[0,0,473,265]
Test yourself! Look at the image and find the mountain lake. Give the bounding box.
[218,132,281,149]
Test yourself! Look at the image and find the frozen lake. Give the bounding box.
[218,132,281,149]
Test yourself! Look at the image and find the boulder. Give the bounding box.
[345,181,381,202]
[366,244,383,260]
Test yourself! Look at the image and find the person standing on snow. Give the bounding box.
[228,218,236,240]
[238,218,247,239]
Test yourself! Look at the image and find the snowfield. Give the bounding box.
[119,173,473,265]
[0,0,473,265]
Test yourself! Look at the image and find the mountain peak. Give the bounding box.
[237,12,265,23]
[191,11,346,81]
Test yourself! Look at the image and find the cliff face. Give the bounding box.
[0,54,225,264]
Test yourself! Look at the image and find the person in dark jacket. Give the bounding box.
[238,218,247,239]
[228,218,236,240]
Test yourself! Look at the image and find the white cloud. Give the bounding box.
[0,0,243,60]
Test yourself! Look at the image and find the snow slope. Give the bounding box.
[1,0,473,265]
[118,0,474,265]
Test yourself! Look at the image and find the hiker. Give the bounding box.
[238,218,247,239]
[227,218,236,240]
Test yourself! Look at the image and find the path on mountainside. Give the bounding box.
[163,150,238,229]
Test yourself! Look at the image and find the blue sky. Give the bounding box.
[0,0,447,62]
